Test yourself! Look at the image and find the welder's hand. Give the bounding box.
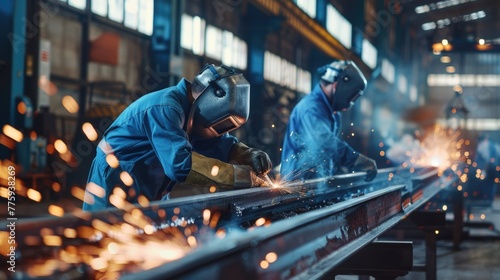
[230,142,272,175]
[185,152,265,190]
[352,154,378,181]
[234,165,267,188]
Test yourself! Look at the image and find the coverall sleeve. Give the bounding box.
[191,133,238,162]
[142,105,192,182]
[301,108,359,167]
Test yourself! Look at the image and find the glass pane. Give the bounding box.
[381,59,395,84]
[326,5,352,48]
[205,25,222,60]
[192,16,205,55]
[180,14,193,50]
[264,51,270,81]
[362,39,377,69]
[221,31,233,66]
[108,0,124,23]
[297,0,316,18]
[231,37,239,68]
[124,0,139,30]
[138,0,154,35]
[91,0,107,16]
[239,41,247,70]
[68,0,86,10]
[273,54,281,84]
[398,74,407,94]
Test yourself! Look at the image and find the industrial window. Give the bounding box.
[124,0,139,30]
[233,39,248,70]
[326,5,352,49]
[67,0,86,10]
[409,85,418,103]
[427,74,500,87]
[91,0,107,16]
[264,51,311,93]
[296,0,316,18]
[137,0,154,35]
[206,25,222,61]
[181,14,205,56]
[361,39,377,69]
[436,118,500,131]
[296,68,312,94]
[62,0,154,35]
[221,31,234,66]
[108,0,124,23]
[398,74,407,94]
[280,60,297,90]
[198,23,248,70]
[381,58,395,84]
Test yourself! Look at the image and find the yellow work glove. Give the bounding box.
[185,152,266,189]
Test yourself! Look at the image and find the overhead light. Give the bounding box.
[442,39,449,46]
[446,66,456,73]
[415,0,477,14]
[441,56,451,63]
[432,42,452,52]
[422,22,437,31]
[422,10,486,32]
[415,5,430,14]
[433,49,441,55]
[478,38,485,45]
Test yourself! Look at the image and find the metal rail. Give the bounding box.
[125,168,455,280]
[0,167,455,279]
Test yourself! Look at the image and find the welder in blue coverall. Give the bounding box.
[280,60,377,182]
[83,64,272,211]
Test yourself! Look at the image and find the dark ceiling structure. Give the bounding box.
[402,0,500,51]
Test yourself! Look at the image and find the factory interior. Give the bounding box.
[1,0,500,279]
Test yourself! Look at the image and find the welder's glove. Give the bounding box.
[185,152,266,189]
[230,142,272,175]
[351,154,378,181]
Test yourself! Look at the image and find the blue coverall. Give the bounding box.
[83,79,237,211]
[280,84,359,181]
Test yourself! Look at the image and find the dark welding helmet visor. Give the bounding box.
[187,64,250,140]
[319,61,367,111]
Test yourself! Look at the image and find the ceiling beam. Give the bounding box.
[406,0,492,26]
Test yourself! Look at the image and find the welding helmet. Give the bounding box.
[318,60,367,111]
[187,64,250,140]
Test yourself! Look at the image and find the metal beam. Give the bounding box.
[1,167,456,279]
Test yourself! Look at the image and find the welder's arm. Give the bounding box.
[185,152,266,189]
[229,142,273,175]
[301,110,359,166]
[351,154,378,181]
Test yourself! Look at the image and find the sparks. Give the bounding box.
[387,125,467,172]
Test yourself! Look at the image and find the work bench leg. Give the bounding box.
[425,231,437,280]
[452,190,464,250]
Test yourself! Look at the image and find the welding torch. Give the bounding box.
[258,173,275,188]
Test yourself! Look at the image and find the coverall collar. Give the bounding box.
[312,83,336,116]
[176,78,192,131]
[176,78,189,93]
